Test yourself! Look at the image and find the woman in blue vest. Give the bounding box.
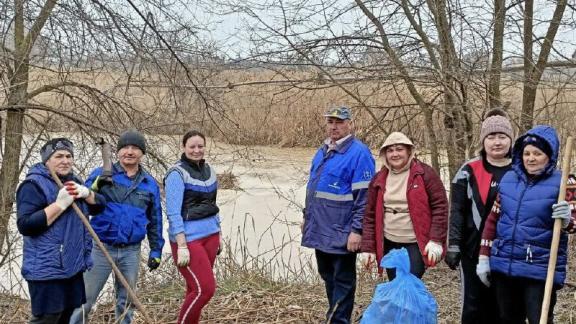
[477,125,576,323]
[164,130,221,324]
[16,138,105,324]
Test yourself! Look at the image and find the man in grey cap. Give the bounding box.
[301,106,375,323]
[70,130,164,324]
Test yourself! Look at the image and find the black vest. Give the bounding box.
[167,157,219,221]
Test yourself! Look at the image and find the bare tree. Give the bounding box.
[0,0,222,259]
[520,0,568,132]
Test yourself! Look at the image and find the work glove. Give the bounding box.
[444,245,462,270]
[147,257,161,271]
[55,187,74,210]
[176,246,190,267]
[424,241,443,266]
[91,175,113,192]
[552,200,571,228]
[476,255,491,287]
[360,253,376,270]
[64,181,91,199]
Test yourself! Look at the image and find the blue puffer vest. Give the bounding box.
[490,125,567,286]
[20,164,92,281]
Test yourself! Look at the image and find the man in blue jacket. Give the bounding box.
[70,130,164,324]
[301,106,375,323]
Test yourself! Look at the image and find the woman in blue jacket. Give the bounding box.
[16,138,105,323]
[164,130,221,324]
[477,125,576,323]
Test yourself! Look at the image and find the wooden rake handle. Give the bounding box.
[49,169,154,324]
[540,136,573,324]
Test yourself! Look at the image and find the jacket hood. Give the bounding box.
[512,125,559,178]
[380,132,415,172]
[27,163,76,182]
[28,163,53,178]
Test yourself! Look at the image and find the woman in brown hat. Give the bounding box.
[360,131,448,280]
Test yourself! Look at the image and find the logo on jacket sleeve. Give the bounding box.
[328,181,341,190]
[363,170,372,180]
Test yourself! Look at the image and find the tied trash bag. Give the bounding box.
[360,248,437,324]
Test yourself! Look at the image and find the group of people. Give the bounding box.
[302,106,576,324]
[17,130,220,324]
[15,105,576,324]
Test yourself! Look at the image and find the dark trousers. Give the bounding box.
[315,250,357,324]
[383,239,425,280]
[492,272,557,324]
[29,308,74,324]
[459,254,501,324]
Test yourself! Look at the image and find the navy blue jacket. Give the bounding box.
[17,164,105,281]
[87,163,164,259]
[302,136,375,254]
[489,125,567,285]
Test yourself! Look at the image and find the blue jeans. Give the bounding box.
[315,250,357,324]
[69,243,141,324]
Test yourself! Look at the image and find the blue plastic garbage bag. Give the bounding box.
[360,248,437,324]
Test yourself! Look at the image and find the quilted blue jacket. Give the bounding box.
[490,125,567,285]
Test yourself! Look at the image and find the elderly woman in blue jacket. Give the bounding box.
[16,138,105,323]
[477,125,576,324]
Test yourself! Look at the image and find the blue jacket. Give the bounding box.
[302,136,375,254]
[490,125,567,285]
[17,164,98,281]
[87,163,164,259]
[164,157,220,243]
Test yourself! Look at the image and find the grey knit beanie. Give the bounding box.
[40,138,74,163]
[117,130,146,154]
[479,111,513,143]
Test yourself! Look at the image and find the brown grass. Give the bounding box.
[13,66,576,150]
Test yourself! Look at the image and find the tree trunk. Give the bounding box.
[0,67,28,255]
[431,0,470,178]
[489,0,506,109]
[520,0,567,133]
[0,0,56,255]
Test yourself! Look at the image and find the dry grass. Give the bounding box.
[13,66,576,150]
[3,238,576,323]
[217,172,240,190]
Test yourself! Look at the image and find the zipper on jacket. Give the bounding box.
[525,244,533,263]
[59,244,64,268]
[509,183,529,274]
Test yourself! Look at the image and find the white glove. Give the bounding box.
[65,181,91,199]
[552,200,571,228]
[424,241,443,266]
[360,253,376,269]
[55,187,74,210]
[476,255,491,287]
[176,246,190,267]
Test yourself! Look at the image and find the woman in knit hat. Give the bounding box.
[360,131,448,280]
[16,138,106,323]
[476,125,576,323]
[445,108,514,323]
